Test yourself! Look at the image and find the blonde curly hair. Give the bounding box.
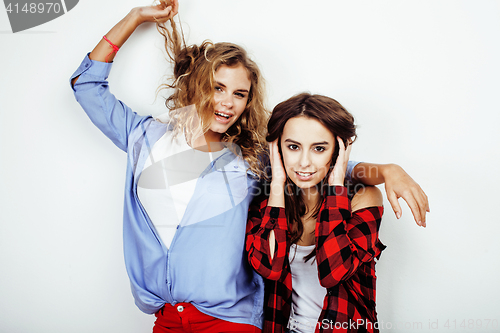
[156,18,269,179]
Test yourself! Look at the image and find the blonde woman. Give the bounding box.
[70,1,266,332]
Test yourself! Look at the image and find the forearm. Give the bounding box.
[268,182,285,208]
[316,187,384,288]
[266,183,284,259]
[352,162,428,225]
[351,162,401,186]
[246,204,288,281]
[316,186,356,287]
[90,8,142,63]
[70,9,142,88]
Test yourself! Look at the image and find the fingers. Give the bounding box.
[171,0,179,15]
[268,140,278,161]
[335,137,346,165]
[401,183,428,227]
[386,189,402,220]
[268,140,280,169]
[165,0,179,17]
[391,186,428,227]
[328,162,336,185]
[421,187,430,212]
[160,0,178,15]
[403,192,424,227]
[329,137,348,186]
[336,136,352,166]
[161,5,174,18]
[269,140,287,185]
[338,136,346,149]
[344,140,353,162]
[158,0,172,8]
[153,0,177,20]
[415,189,427,225]
[382,165,430,227]
[337,136,346,158]
[412,185,429,226]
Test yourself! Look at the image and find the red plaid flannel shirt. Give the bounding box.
[246,186,385,333]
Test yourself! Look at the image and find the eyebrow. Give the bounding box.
[284,139,330,146]
[215,81,249,93]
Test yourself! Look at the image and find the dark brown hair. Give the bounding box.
[267,93,357,259]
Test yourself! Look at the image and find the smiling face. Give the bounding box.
[280,116,336,190]
[206,64,251,142]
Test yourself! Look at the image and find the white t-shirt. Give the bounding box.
[136,130,226,249]
[288,244,327,333]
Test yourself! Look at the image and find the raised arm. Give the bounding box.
[316,139,384,288]
[246,196,288,281]
[69,1,178,151]
[71,1,178,86]
[315,186,384,288]
[246,140,289,280]
[351,162,429,227]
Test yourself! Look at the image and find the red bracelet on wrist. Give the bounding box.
[103,35,120,62]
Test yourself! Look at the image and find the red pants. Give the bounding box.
[153,302,261,333]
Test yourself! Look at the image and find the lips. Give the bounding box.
[214,111,233,124]
[294,171,316,181]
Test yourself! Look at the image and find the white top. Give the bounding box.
[288,244,327,333]
[137,130,226,249]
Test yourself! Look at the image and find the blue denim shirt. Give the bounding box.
[70,54,359,328]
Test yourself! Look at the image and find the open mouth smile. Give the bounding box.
[215,111,232,119]
[214,111,234,124]
[295,171,316,181]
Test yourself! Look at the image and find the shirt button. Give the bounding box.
[177,305,184,312]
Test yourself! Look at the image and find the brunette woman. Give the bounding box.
[247,93,386,333]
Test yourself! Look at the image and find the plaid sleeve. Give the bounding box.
[316,186,384,288]
[246,195,288,281]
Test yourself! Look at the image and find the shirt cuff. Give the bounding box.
[264,206,287,230]
[70,53,113,88]
[345,160,361,182]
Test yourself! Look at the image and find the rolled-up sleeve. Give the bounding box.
[346,160,360,182]
[70,53,150,152]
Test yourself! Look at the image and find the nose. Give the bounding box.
[220,94,233,108]
[299,151,311,168]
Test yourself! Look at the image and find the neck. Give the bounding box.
[191,132,225,152]
[297,186,322,246]
[300,185,321,216]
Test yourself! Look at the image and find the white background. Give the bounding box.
[1,1,499,332]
